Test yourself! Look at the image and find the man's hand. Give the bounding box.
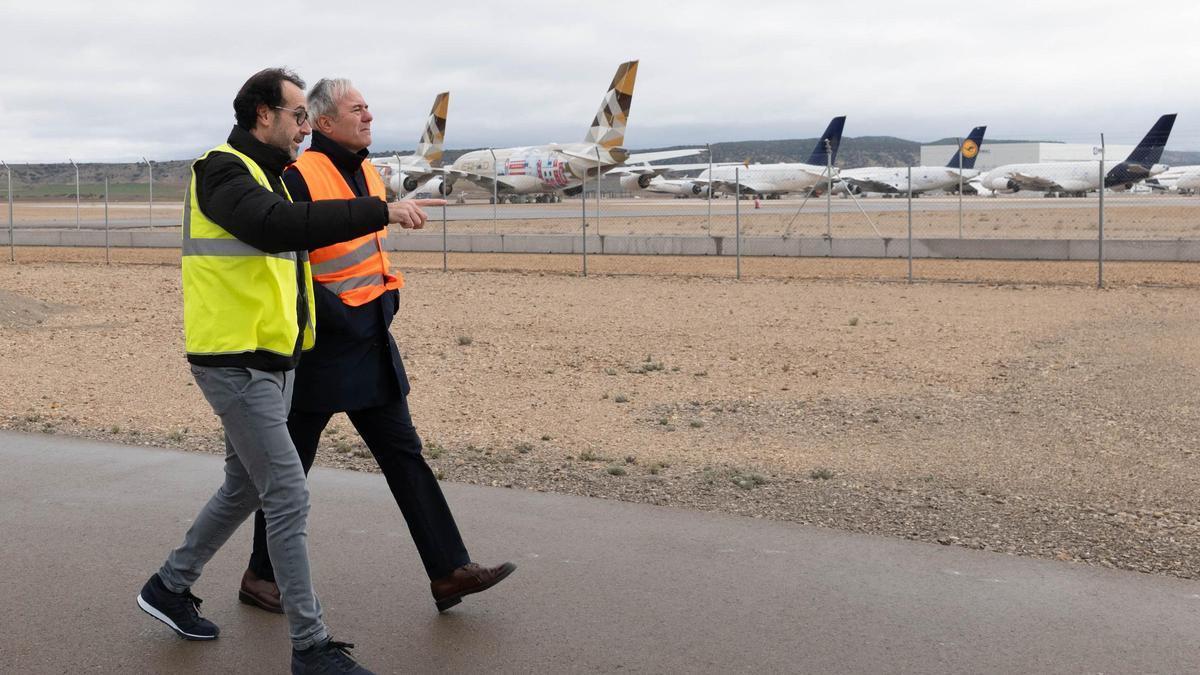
[386,199,447,230]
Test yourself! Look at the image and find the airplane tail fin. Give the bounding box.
[945,126,987,169]
[1124,114,1176,167]
[804,116,846,167]
[584,60,638,149]
[414,92,449,165]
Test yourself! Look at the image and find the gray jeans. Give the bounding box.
[158,365,328,650]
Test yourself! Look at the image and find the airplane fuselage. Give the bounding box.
[452,143,622,195]
[840,166,980,194]
[702,162,830,195]
[980,162,1168,194]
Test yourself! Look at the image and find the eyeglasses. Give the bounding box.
[273,106,309,126]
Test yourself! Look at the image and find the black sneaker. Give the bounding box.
[136,573,220,641]
[291,639,374,674]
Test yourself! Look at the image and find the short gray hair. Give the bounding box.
[307,78,354,121]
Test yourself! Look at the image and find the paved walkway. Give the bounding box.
[1,430,1197,673]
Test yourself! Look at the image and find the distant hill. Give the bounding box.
[8,136,1200,198]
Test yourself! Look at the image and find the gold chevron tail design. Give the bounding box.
[415,92,449,165]
[583,60,638,149]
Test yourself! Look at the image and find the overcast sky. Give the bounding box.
[3,1,1199,162]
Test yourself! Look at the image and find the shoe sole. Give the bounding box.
[435,562,518,613]
[136,594,219,641]
[238,590,285,614]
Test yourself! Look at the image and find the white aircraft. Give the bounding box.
[370,92,450,200]
[838,126,986,196]
[1144,165,1200,193]
[688,116,847,199]
[978,114,1176,197]
[611,159,741,198]
[443,61,703,203]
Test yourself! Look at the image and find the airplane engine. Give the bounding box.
[1006,180,1021,193]
[619,174,654,191]
[403,176,421,192]
[438,179,452,196]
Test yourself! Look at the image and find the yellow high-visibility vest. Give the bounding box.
[181,143,316,359]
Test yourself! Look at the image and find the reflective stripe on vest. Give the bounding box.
[292,150,403,307]
[181,143,316,358]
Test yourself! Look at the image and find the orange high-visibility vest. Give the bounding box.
[292,151,403,307]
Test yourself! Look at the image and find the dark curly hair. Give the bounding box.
[232,68,305,130]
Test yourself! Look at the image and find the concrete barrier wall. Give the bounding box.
[2,229,1198,262]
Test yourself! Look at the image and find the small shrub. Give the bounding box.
[658,417,669,426]
[579,450,603,462]
[604,367,618,376]
[335,440,354,454]
[425,442,445,459]
[624,455,637,464]
[109,425,121,434]
[515,442,533,454]
[689,420,704,429]
[606,466,627,476]
[166,429,186,443]
[809,467,835,480]
[849,317,859,326]
[731,472,768,490]
[613,394,629,404]
[541,434,552,441]
[457,335,473,346]
[693,370,708,377]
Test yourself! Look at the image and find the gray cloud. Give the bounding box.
[2,0,1198,162]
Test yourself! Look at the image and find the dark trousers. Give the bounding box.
[249,395,470,583]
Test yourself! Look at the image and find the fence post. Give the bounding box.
[143,157,154,229]
[581,172,588,278]
[4,161,13,262]
[735,167,741,280]
[957,137,963,239]
[907,166,913,284]
[488,148,498,233]
[595,146,602,238]
[825,139,833,239]
[104,175,110,265]
[441,202,447,273]
[70,158,80,230]
[706,142,712,232]
[1098,133,1105,289]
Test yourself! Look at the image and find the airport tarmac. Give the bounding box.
[3,430,1199,673]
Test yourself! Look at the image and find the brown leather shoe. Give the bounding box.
[238,569,283,614]
[430,562,517,612]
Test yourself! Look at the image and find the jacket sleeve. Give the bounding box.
[196,153,387,254]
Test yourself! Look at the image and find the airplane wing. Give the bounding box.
[704,179,779,195]
[444,169,523,193]
[841,177,901,194]
[606,161,738,177]
[1004,172,1065,192]
[626,148,706,164]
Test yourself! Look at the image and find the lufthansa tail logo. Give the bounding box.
[961,140,979,159]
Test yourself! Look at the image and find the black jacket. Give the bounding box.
[187,126,389,371]
[283,131,410,413]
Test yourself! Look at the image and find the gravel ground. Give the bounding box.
[2,254,1197,579]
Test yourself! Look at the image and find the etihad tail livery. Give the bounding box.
[444,61,702,203]
[370,92,450,199]
[979,114,1175,196]
[838,126,987,196]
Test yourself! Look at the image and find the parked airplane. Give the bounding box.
[443,61,702,203]
[688,116,847,199]
[1144,165,1200,193]
[838,126,987,196]
[611,159,741,198]
[978,114,1176,197]
[370,92,450,200]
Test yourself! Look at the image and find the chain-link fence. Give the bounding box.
[3,151,1198,287]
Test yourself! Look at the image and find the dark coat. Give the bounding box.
[283,131,409,413]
